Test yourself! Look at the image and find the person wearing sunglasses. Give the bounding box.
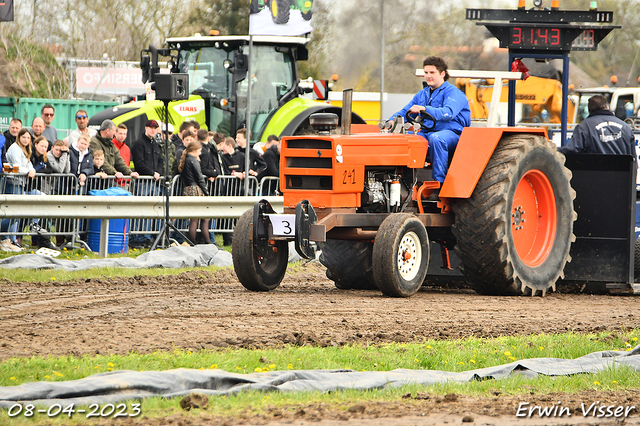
[41,104,58,144]
[68,109,97,146]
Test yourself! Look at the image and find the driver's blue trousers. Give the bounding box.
[423,130,460,183]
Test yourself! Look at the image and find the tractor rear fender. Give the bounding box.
[440,127,548,199]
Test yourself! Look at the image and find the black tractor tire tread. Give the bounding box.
[318,239,376,290]
[233,210,288,292]
[269,0,290,24]
[451,134,576,296]
[250,0,260,14]
[372,214,430,298]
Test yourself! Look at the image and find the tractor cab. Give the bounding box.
[167,35,306,139]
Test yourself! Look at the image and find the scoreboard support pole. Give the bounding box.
[507,51,570,144]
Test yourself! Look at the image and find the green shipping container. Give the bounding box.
[0,97,16,129]
[0,97,119,139]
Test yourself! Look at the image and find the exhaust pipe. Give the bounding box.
[341,88,353,135]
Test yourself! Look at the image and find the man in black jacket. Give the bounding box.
[132,120,164,181]
[559,95,635,155]
[2,118,21,164]
[235,128,266,180]
[260,134,280,195]
[130,120,164,247]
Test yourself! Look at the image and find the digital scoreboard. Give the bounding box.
[483,23,616,52]
[466,8,619,52]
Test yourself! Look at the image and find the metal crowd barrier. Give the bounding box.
[170,175,260,237]
[258,176,280,196]
[0,173,85,247]
[1,172,280,249]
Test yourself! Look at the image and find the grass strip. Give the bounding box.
[1,332,639,424]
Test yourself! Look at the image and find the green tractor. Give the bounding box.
[89,35,362,146]
[251,0,313,25]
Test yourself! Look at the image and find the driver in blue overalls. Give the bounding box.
[388,56,470,189]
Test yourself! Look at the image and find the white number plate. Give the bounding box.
[269,214,296,236]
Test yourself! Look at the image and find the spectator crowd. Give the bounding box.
[0,105,282,252]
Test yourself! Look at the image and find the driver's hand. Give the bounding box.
[409,105,426,114]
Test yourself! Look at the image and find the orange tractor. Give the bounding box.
[233,101,575,297]
[233,2,635,297]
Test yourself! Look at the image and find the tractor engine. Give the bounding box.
[360,169,412,213]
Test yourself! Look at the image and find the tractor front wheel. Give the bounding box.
[301,10,312,20]
[233,210,288,291]
[452,134,576,296]
[372,214,430,297]
[269,0,290,24]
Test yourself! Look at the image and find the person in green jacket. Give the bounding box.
[89,120,139,178]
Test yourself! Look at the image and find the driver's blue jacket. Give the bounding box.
[389,81,470,138]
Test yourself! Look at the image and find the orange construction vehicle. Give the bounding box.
[456,75,576,124]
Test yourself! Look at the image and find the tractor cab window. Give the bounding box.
[237,45,295,141]
[179,47,231,99]
[176,43,296,138]
[177,46,234,134]
[613,94,634,120]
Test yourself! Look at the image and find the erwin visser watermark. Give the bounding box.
[516,401,636,419]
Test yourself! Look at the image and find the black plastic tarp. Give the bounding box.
[2,345,639,408]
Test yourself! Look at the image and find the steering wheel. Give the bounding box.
[405,110,436,132]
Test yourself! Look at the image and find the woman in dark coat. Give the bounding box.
[178,140,212,245]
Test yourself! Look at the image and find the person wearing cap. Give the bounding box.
[130,120,163,248]
[132,120,163,181]
[89,119,139,178]
[68,110,97,146]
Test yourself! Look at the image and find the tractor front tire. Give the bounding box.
[250,0,260,14]
[301,10,312,20]
[318,239,376,290]
[233,210,288,292]
[269,0,290,24]
[452,134,576,296]
[372,214,430,297]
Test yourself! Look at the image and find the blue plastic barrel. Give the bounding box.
[87,187,132,254]
[87,219,129,254]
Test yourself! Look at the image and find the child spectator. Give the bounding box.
[46,140,70,174]
[92,150,108,178]
[69,134,94,188]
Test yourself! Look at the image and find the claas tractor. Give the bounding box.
[232,73,577,297]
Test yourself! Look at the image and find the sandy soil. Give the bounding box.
[1,262,639,425]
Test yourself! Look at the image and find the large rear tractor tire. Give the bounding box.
[318,239,376,290]
[372,214,430,298]
[269,0,290,24]
[452,134,576,296]
[233,210,288,292]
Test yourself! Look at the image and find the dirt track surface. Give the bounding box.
[2,262,640,425]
